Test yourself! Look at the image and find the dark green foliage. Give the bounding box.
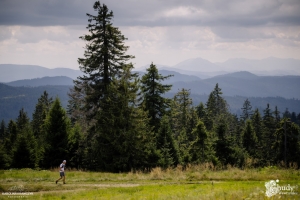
[72,2,161,172]
[274,106,281,125]
[170,89,195,165]
[262,104,276,164]
[139,63,173,132]
[68,123,83,169]
[157,116,179,168]
[206,83,228,117]
[43,98,70,168]
[240,99,253,122]
[31,91,53,166]
[242,120,258,157]
[0,143,11,169]
[77,1,134,119]
[195,102,206,120]
[205,83,229,130]
[2,2,300,171]
[274,119,300,167]
[85,65,159,171]
[32,91,53,137]
[12,123,38,168]
[190,120,216,164]
[5,109,38,169]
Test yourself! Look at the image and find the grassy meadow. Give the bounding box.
[0,165,299,199]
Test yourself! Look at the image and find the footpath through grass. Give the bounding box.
[0,166,299,199]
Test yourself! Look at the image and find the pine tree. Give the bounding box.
[67,80,92,133]
[0,120,6,141]
[262,104,276,165]
[291,112,297,123]
[171,89,195,165]
[31,91,53,166]
[173,88,193,134]
[11,109,38,168]
[0,143,10,169]
[240,99,253,122]
[77,1,134,119]
[157,115,179,168]
[206,83,228,117]
[139,63,173,132]
[68,123,83,169]
[195,102,206,120]
[274,106,281,125]
[275,119,300,167]
[0,120,10,168]
[12,123,38,168]
[32,91,53,136]
[86,65,159,171]
[205,83,228,129]
[16,108,30,130]
[190,120,208,163]
[7,120,17,148]
[242,120,258,157]
[43,98,71,168]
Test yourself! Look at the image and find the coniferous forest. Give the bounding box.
[0,1,300,172]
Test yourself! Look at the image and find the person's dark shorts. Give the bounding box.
[60,172,65,177]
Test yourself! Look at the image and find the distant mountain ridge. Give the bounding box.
[137,57,300,77]
[2,69,300,99]
[7,76,74,87]
[0,64,83,82]
[170,72,300,99]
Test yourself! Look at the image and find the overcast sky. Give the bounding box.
[0,0,300,70]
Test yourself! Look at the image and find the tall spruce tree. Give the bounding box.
[242,120,258,157]
[43,98,71,168]
[32,91,53,138]
[12,109,38,168]
[205,83,228,130]
[206,83,228,117]
[139,63,173,132]
[86,65,158,171]
[31,91,53,166]
[190,120,209,163]
[0,120,10,168]
[275,119,300,166]
[170,89,195,165]
[77,1,134,119]
[157,115,179,168]
[240,99,253,122]
[73,1,156,171]
[262,104,276,165]
[12,123,38,168]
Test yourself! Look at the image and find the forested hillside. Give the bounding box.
[0,83,71,122]
[1,82,300,123]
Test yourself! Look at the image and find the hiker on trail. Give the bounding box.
[56,160,66,184]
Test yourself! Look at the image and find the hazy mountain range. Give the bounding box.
[1,57,300,122]
[1,57,300,82]
[0,64,82,82]
[139,57,300,78]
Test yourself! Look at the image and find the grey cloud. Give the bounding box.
[211,27,276,42]
[0,26,84,44]
[0,0,300,28]
[0,27,12,41]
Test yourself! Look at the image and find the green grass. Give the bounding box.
[0,166,299,199]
